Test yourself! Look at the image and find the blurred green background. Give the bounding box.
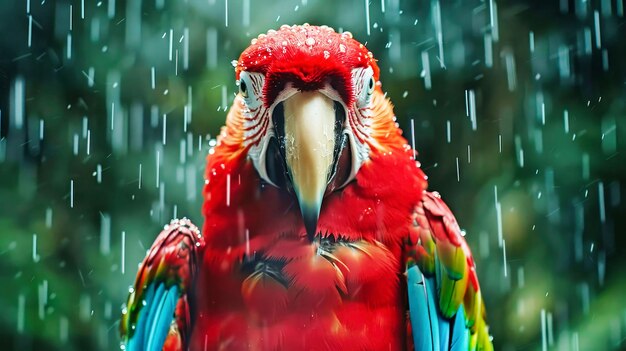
[1,0,625,350]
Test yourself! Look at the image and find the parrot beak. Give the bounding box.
[282,91,337,241]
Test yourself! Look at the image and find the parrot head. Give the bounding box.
[232,24,386,241]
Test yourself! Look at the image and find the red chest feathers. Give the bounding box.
[194,152,426,350]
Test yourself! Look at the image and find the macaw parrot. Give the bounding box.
[120,24,493,351]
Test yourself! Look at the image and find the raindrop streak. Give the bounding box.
[107,0,115,18]
[12,77,25,129]
[221,86,227,110]
[515,135,524,167]
[86,130,91,155]
[121,231,126,274]
[187,86,193,123]
[70,180,74,208]
[67,33,72,59]
[242,0,250,27]
[151,67,155,89]
[69,5,73,31]
[421,51,431,89]
[364,0,370,35]
[541,309,547,351]
[446,120,451,143]
[96,164,102,183]
[226,174,231,207]
[503,49,517,91]
[162,114,167,145]
[432,0,444,68]
[138,163,142,189]
[547,312,554,346]
[82,117,88,137]
[468,89,477,130]
[410,118,416,159]
[484,33,493,67]
[32,233,40,262]
[225,0,229,27]
[594,10,601,48]
[175,50,179,76]
[183,28,189,70]
[169,29,173,61]
[563,110,570,133]
[455,157,460,182]
[73,134,79,155]
[502,238,507,277]
[39,119,44,140]
[598,250,606,286]
[110,102,115,130]
[38,280,48,320]
[45,208,52,228]
[100,213,111,255]
[28,15,33,47]
[495,186,503,247]
[598,181,606,223]
[17,294,25,333]
[488,0,499,41]
[156,150,160,188]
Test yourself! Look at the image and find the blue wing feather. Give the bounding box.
[127,283,179,351]
[407,265,470,351]
[407,265,437,351]
[450,305,469,351]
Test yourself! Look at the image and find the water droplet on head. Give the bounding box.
[323,50,330,59]
[305,37,316,46]
[339,44,346,53]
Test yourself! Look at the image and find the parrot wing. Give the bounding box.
[120,218,205,351]
[406,191,493,351]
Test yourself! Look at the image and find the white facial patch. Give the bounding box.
[239,67,375,189]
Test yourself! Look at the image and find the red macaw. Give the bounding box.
[120,24,493,351]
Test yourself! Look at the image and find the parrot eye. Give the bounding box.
[239,80,248,98]
[367,77,375,94]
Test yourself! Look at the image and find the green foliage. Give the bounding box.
[1,0,624,350]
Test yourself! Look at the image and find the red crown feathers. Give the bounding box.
[234,24,379,107]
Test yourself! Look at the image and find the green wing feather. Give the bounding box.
[120,218,205,350]
[406,191,493,351]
